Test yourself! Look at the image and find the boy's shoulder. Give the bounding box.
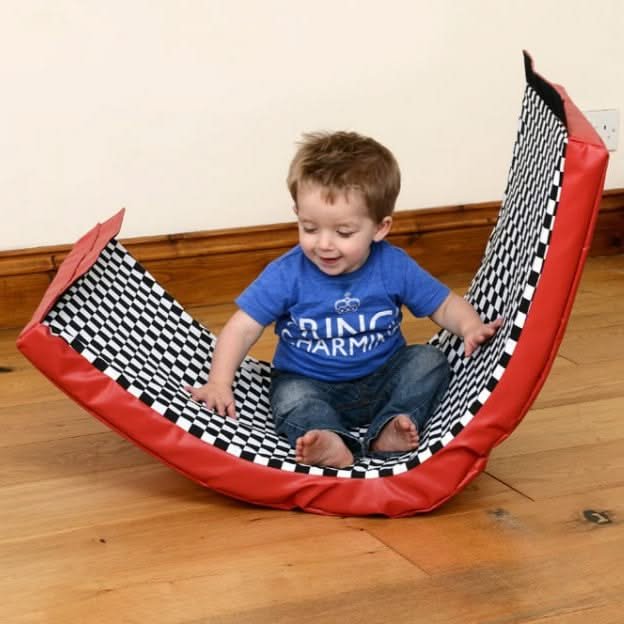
[374,240,413,265]
[254,245,307,285]
[273,245,305,264]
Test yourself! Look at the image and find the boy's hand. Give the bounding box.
[463,318,504,358]
[185,382,237,419]
[430,292,504,358]
[182,309,264,421]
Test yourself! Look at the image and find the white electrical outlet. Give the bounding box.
[584,109,619,151]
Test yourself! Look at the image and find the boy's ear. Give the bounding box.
[373,216,393,242]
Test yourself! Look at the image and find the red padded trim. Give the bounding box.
[21,209,125,335]
[17,321,486,516]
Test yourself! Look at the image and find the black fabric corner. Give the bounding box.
[523,51,566,127]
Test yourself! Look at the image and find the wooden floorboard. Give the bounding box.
[350,486,624,573]
[1,254,623,623]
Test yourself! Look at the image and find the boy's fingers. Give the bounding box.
[182,387,235,418]
[226,402,238,419]
[464,340,475,357]
[185,386,204,403]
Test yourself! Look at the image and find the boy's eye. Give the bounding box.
[302,227,317,234]
[337,231,354,238]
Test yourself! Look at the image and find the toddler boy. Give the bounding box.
[187,131,502,468]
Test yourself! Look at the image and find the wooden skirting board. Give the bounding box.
[2,189,623,330]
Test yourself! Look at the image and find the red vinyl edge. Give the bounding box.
[21,209,126,335]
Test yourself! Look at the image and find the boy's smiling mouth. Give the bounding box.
[318,256,341,267]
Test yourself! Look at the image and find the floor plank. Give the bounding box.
[0,364,67,409]
[492,397,624,458]
[531,359,624,410]
[1,510,422,624]
[146,538,624,624]
[348,485,624,574]
[0,430,157,488]
[558,325,624,364]
[0,465,229,544]
[488,437,624,500]
[0,399,107,448]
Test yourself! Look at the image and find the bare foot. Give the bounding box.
[371,415,419,453]
[295,430,354,468]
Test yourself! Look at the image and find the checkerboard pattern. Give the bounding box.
[44,83,567,479]
[422,85,567,460]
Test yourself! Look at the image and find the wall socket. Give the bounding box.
[584,109,619,151]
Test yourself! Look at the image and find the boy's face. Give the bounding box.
[295,182,392,276]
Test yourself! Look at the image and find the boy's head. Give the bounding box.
[287,131,401,223]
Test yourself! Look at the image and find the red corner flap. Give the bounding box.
[18,209,126,336]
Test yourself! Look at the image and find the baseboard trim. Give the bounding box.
[3,189,623,330]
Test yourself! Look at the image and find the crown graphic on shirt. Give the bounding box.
[334,292,361,314]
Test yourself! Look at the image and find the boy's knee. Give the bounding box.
[270,377,331,430]
[271,377,321,408]
[404,344,449,376]
[430,345,451,377]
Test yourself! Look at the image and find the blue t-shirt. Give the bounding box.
[236,241,449,382]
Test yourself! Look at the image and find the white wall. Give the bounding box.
[2,0,623,251]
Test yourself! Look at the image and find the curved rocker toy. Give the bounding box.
[17,54,608,517]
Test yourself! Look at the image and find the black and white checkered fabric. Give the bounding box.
[423,85,567,458]
[44,83,567,479]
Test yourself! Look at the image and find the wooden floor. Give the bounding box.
[1,254,623,623]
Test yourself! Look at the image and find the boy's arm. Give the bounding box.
[430,292,503,357]
[185,309,265,418]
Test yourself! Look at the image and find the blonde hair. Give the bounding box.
[287,131,401,222]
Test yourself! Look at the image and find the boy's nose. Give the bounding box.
[317,232,334,250]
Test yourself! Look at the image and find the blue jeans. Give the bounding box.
[269,345,450,459]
